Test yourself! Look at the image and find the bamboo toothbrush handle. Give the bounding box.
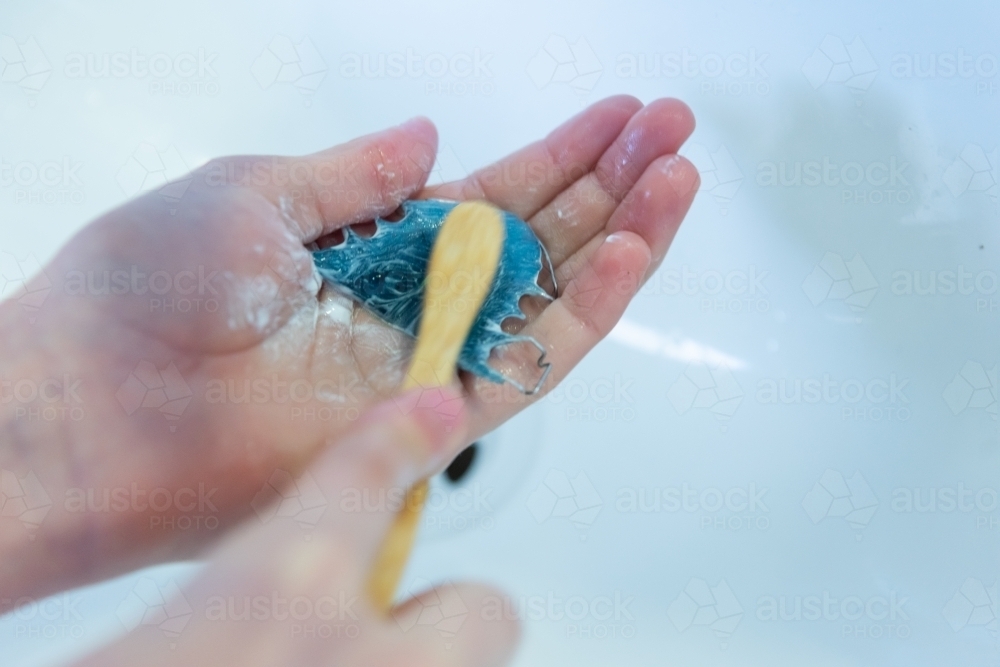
[366,201,505,612]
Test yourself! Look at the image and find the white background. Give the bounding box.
[1,0,999,665]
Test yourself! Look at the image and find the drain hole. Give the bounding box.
[444,443,478,484]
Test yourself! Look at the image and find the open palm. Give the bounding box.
[13,96,697,601]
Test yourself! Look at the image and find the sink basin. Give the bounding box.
[1,1,997,665]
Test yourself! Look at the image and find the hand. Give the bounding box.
[0,95,697,604]
[73,389,519,667]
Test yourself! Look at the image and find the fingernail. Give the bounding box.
[350,386,467,472]
[391,385,466,444]
[663,155,700,198]
[399,117,437,172]
[399,116,430,132]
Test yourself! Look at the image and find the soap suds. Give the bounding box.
[221,240,320,337]
[319,290,354,325]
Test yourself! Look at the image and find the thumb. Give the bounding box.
[302,384,470,572]
[391,582,522,667]
[201,384,469,595]
[73,387,474,667]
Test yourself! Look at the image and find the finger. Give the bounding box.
[207,385,468,586]
[540,231,651,373]
[303,385,469,572]
[468,231,651,426]
[528,98,695,267]
[390,583,520,667]
[74,536,368,665]
[74,389,469,667]
[421,95,642,219]
[203,117,439,242]
[200,385,468,588]
[500,153,698,329]
[601,153,700,280]
[516,155,697,388]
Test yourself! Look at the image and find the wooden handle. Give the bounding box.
[366,201,505,611]
[366,479,430,611]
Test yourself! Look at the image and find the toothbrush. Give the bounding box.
[366,200,506,611]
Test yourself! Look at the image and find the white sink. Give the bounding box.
[1,1,998,664]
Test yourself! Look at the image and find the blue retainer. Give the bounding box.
[312,199,555,394]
